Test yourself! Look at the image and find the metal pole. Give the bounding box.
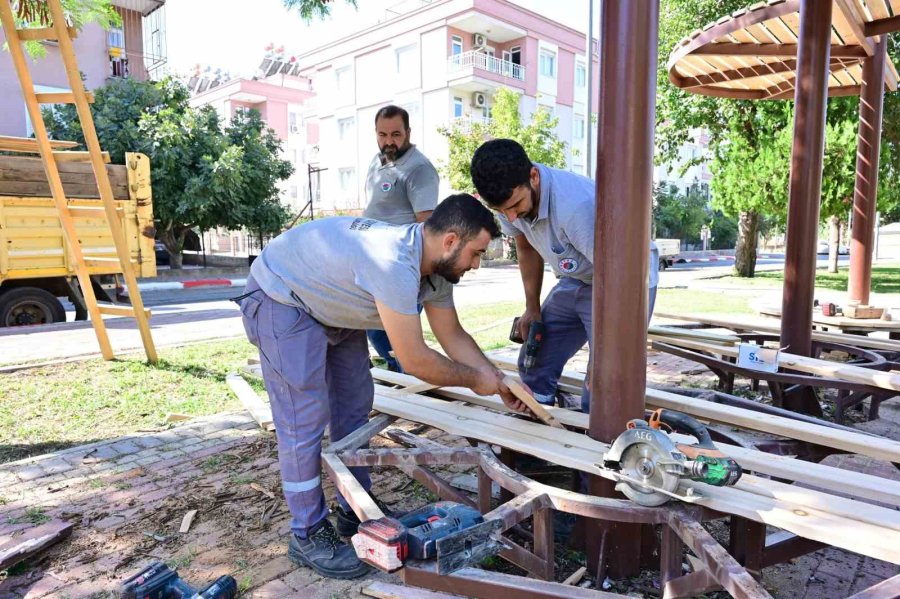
[780,0,832,360]
[589,0,659,579]
[584,0,594,178]
[849,37,887,304]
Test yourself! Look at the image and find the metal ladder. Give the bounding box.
[0,0,157,362]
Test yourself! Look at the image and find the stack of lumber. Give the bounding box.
[654,311,900,353]
[368,377,900,564]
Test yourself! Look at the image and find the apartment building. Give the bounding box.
[292,0,600,214]
[187,63,315,216]
[653,129,713,199]
[0,0,167,137]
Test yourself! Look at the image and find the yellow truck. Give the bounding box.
[0,152,156,326]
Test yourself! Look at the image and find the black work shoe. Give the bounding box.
[335,498,397,537]
[288,520,370,579]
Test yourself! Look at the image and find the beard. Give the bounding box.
[380,140,408,162]
[432,244,466,284]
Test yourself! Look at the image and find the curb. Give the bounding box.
[124,278,247,295]
[677,255,736,263]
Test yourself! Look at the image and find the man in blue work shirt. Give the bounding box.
[239,194,528,579]
[470,138,658,412]
[363,105,440,372]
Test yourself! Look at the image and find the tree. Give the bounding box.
[653,183,710,246]
[43,77,293,268]
[13,0,120,58]
[226,109,295,249]
[281,0,357,21]
[438,86,568,193]
[820,120,858,272]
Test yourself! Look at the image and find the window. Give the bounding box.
[338,117,354,141]
[108,27,124,50]
[289,112,299,133]
[451,35,463,56]
[395,44,417,79]
[335,67,352,95]
[290,186,299,199]
[576,63,586,87]
[574,118,585,139]
[339,168,356,193]
[509,45,521,65]
[291,149,298,165]
[453,96,464,118]
[539,51,556,77]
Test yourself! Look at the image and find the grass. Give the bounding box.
[1,338,258,464]
[1,290,751,465]
[7,507,49,526]
[714,263,900,293]
[655,288,755,315]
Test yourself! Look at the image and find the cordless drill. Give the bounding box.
[509,317,545,370]
[119,561,237,599]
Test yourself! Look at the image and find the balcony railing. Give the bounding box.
[448,51,525,81]
[451,116,493,132]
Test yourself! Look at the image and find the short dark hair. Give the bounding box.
[375,105,410,129]
[425,194,501,242]
[470,138,532,207]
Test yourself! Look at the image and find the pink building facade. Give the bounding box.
[0,0,167,137]
[292,0,600,213]
[189,75,316,215]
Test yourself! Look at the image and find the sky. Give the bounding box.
[165,0,598,78]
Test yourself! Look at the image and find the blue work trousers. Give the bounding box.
[239,276,373,538]
[519,278,658,413]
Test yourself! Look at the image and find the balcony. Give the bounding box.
[450,116,493,132]
[448,51,525,85]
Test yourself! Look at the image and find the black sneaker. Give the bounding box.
[288,520,370,579]
[335,498,397,537]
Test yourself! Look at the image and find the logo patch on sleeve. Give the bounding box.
[380,181,393,192]
[558,258,578,273]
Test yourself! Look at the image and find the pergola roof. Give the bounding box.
[667,0,900,100]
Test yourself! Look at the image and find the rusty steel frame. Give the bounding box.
[323,412,900,597]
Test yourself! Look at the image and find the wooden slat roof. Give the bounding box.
[667,0,900,100]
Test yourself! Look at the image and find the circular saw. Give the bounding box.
[602,409,743,506]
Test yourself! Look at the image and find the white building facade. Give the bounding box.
[293,0,601,214]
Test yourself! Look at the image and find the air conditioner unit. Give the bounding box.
[473,92,487,108]
[473,33,487,48]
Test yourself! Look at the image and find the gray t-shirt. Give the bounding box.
[498,164,659,288]
[363,145,439,225]
[497,164,596,283]
[250,217,454,330]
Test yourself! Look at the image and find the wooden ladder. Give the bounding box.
[0,0,157,362]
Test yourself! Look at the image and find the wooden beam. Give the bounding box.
[689,43,867,58]
[0,520,73,571]
[502,376,565,429]
[865,15,900,38]
[373,369,900,507]
[835,0,875,55]
[369,386,900,563]
[321,453,384,522]
[226,373,274,432]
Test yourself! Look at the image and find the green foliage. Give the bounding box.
[281,0,357,21]
[709,210,738,250]
[42,77,292,267]
[653,183,710,246]
[12,0,120,58]
[438,87,568,193]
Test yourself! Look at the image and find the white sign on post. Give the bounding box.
[736,343,780,373]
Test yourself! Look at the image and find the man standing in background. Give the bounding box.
[363,104,440,371]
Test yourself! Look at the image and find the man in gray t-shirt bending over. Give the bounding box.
[239,194,527,580]
[363,104,440,371]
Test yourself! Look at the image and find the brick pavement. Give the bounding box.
[1,349,898,597]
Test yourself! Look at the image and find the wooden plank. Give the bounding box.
[34,91,94,104]
[502,376,565,429]
[370,387,900,564]
[847,574,900,598]
[374,368,900,506]
[562,566,587,586]
[324,413,396,454]
[654,311,900,352]
[486,354,900,465]
[648,324,741,344]
[321,453,384,522]
[16,26,78,41]
[0,156,129,199]
[0,135,78,153]
[647,333,900,393]
[0,520,73,571]
[226,373,274,432]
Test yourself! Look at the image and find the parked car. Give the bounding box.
[154,240,170,266]
[816,242,849,255]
